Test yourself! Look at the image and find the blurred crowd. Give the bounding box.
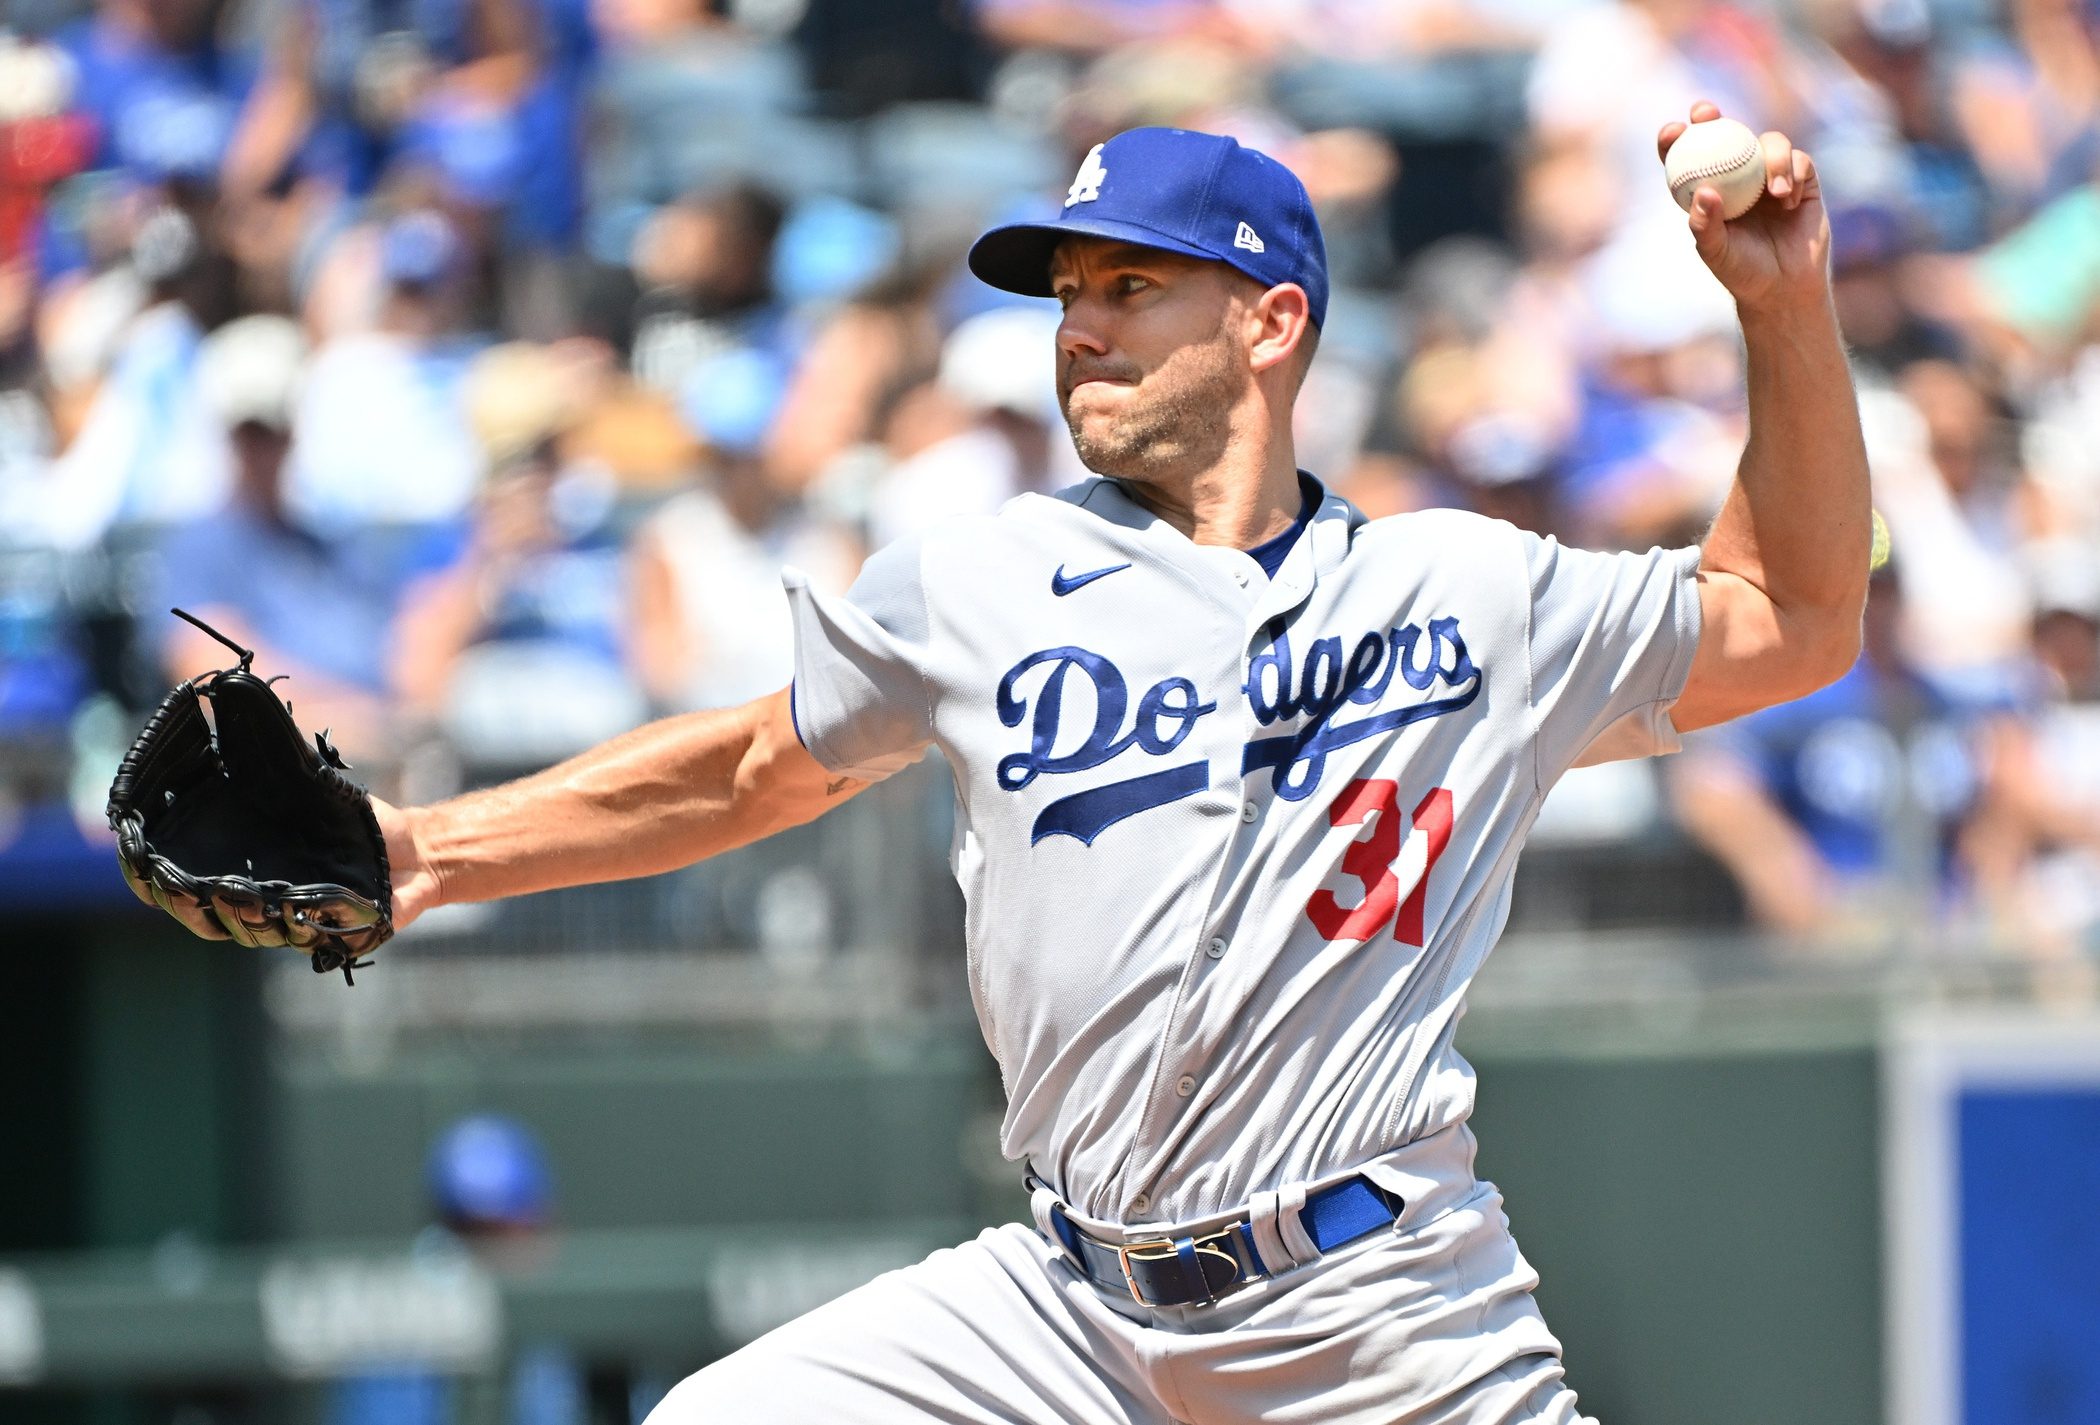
[1,0,2097,961]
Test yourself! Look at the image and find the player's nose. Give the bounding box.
[1055,301,1112,362]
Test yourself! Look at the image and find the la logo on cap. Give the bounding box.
[1066,145,1107,207]
[1233,222,1265,253]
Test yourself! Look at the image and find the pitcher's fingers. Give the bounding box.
[151,880,234,941]
[216,902,269,949]
[1760,130,1795,201]
[1688,187,1728,261]
[120,862,160,910]
[1657,120,1687,166]
[213,894,292,949]
[1791,147,1819,201]
[1657,100,1727,164]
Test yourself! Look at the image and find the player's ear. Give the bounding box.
[1248,283,1313,381]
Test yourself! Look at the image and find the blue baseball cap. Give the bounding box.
[427,1114,551,1227]
[380,210,465,289]
[968,127,1329,329]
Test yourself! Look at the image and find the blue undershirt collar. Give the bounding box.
[1244,472,1319,580]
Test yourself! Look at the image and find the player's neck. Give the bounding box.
[1120,440,1303,550]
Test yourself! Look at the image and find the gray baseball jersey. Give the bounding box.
[786,474,1701,1227]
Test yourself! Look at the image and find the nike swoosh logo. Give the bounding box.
[1051,563,1131,597]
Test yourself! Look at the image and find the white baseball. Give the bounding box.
[1664,117,1766,221]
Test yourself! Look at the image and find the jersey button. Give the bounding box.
[1129,1193,1151,1215]
[1206,937,1227,959]
[1175,1075,1197,1097]
[1239,801,1257,824]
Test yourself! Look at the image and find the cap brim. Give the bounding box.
[967,214,1222,298]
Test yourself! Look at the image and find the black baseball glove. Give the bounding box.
[107,610,393,983]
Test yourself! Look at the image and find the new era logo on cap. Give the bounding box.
[967,127,1331,330]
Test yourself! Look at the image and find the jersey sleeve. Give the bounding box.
[782,536,937,782]
[1521,532,1704,788]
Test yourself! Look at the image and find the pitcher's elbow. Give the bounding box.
[1801,613,1864,694]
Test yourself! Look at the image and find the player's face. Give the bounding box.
[1048,238,1256,485]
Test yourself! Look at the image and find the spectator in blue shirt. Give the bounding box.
[152,314,421,764]
[59,0,255,188]
[1668,560,2012,937]
[221,0,592,250]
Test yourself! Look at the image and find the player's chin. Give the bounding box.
[1070,430,1158,481]
[1061,405,1103,444]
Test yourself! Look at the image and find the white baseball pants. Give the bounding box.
[646,1131,1596,1425]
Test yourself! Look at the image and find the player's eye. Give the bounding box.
[1116,274,1152,296]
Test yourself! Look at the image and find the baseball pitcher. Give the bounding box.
[133,102,1866,1423]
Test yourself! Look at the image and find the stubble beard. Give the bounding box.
[1062,342,1241,487]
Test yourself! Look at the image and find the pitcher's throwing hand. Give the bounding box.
[1659,100,1833,314]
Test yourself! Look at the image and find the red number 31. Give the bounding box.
[1305,780,1454,946]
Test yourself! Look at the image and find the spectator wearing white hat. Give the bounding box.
[865,305,1077,550]
[1553,213,1747,550]
[152,315,407,759]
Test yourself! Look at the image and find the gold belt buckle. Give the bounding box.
[1115,1236,1177,1306]
[1115,1229,1241,1306]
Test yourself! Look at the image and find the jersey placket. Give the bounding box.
[1114,510,1336,1221]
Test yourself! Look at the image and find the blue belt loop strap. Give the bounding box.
[1299,1177,1403,1252]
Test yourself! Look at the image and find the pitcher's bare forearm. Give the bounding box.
[404,688,862,911]
[1708,295,1872,625]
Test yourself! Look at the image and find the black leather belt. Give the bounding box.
[1041,1176,1405,1308]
